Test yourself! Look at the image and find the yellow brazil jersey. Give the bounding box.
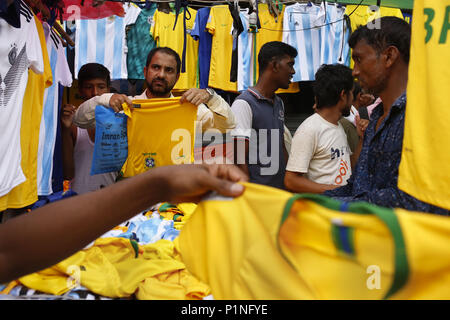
[345,5,404,68]
[150,9,198,91]
[398,0,450,210]
[180,182,450,299]
[120,98,197,178]
[0,16,52,211]
[255,4,299,94]
[206,5,238,92]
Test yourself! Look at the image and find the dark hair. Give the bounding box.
[313,64,354,109]
[353,81,362,99]
[258,41,297,74]
[146,47,181,74]
[78,63,111,88]
[348,16,411,64]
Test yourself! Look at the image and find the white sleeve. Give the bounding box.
[27,13,44,74]
[56,37,73,87]
[230,99,253,138]
[73,93,114,128]
[286,125,316,173]
[124,3,142,26]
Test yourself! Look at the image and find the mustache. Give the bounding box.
[151,78,168,86]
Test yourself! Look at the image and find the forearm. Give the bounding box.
[285,172,336,194]
[201,94,236,133]
[73,93,113,129]
[0,168,168,283]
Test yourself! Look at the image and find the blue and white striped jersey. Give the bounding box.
[74,4,141,80]
[319,2,351,67]
[237,10,255,92]
[282,2,351,81]
[282,3,323,81]
[37,22,73,196]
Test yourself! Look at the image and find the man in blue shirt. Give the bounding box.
[324,17,449,215]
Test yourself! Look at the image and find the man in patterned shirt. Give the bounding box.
[323,17,449,215]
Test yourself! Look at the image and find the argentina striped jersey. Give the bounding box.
[74,4,141,80]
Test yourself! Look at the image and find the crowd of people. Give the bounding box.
[0,15,448,284]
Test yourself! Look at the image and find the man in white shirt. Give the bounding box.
[73,47,235,134]
[284,64,356,193]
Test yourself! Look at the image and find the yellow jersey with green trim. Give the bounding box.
[398,0,450,210]
[121,98,197,178]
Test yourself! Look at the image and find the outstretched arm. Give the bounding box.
[0,164,248,283]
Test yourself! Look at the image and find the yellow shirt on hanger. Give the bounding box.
[398,0,450,210]
[255,4,299,94]
[0,16,53,211]
[345,5,405,68]
[150,9,198,91]
[206,5,238,92]
[120,98,197,178]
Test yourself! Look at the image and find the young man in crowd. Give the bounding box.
[73,47,235,134]
[323,16,449,215]
[284,64,356,194]
[231,41,297,189]
[61,63,117,195]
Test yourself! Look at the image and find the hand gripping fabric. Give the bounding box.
[179,182,450,299]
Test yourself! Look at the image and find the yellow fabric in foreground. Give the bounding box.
[179,182,450,299]
[0,16,53,210]
[18,237,210,299]
[398,0,450,210]
[121,98,197,178]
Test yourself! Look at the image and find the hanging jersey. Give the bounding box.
[283,3,324,81]
[206,5,238,92]
[126,4,157,80]
[237,10,254,92]
[121,98,197,178]
[150,9,198,91]
[0,15,52,210]
[255,4,299,93]
[345,5,404,68]
[319,2,351,67]
[0,0,44,197]
[37,22,73,196]
[74,3,141,80]
[398,0,450,210]
[191,7,212,89]
[71,127,117,195]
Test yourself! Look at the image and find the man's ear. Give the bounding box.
[383,46,400,68]
[270,59,279,72]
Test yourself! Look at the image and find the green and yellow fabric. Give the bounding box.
[399,0,450,210]
[179,182,450,299]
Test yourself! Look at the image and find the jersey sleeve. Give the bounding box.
[150,10,159,42]
[230,99,252,139]
[27,12,44,74]
[191,11,201,40]
[206,7,216,35]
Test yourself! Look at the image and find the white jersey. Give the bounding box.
[71,127,117,195]
[282,2,323,81]
[74,3,141,80]
[0,0,44,197]
[237,10,255,92]
[287,113,352,186]
[37,22,73,196]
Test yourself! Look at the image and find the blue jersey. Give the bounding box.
[191,7,212,89]
[237,10,254,92]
